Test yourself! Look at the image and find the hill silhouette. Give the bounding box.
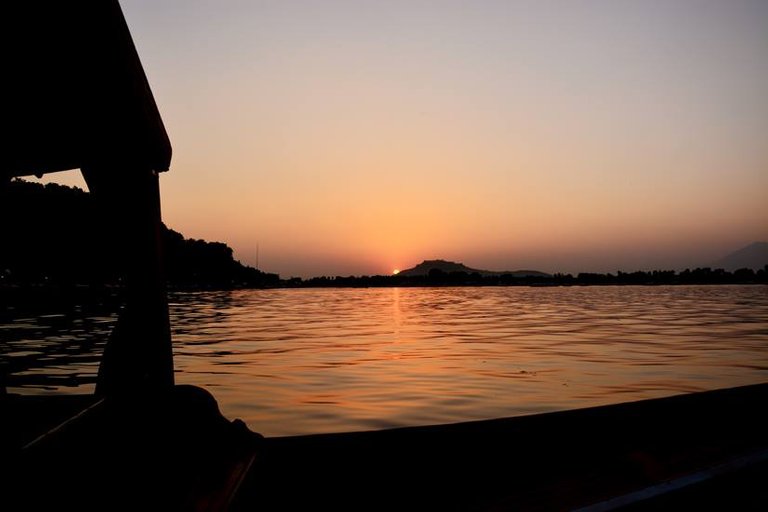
[398,259,550,278]
[713,242,768,271]
[0,179,278,288]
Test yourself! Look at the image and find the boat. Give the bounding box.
[2,2,766,510]
[3,383,767,510]
[237,382,768,511]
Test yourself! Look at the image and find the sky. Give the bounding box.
[43,0,768,277]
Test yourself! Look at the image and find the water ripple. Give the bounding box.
[161,285,768,435]
[2,285,767,436]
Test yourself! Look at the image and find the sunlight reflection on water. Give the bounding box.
[3,285,767,436]
[168,285,768,436]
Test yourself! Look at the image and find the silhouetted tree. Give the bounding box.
[0,179,279,289]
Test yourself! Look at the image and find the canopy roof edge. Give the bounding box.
[2,0,171,180]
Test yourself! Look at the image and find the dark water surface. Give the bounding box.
[2,285,767,436]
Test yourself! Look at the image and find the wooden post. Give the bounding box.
[82,166,174,396]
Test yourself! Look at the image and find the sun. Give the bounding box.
[392,269,400,275]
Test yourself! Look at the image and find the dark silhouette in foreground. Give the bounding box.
[235,383,768,511]
[2,386,261,510]
[2,2,261,510]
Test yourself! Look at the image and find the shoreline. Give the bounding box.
[1,277,766,298]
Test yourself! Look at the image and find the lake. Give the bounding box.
[2,285,767,436]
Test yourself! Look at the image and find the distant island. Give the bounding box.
[397,259,550,278]
[1,180,765,290]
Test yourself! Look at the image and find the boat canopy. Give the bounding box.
[2,1,175,395]
[2,1,171,180]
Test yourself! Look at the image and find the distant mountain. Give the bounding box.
[713,242,768,271]
[398,259,550,278]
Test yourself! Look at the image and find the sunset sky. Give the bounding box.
[44,0,767,277]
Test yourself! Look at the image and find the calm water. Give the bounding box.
[2,285,767,436]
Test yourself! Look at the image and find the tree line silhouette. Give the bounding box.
[0,179,278,289]
[289,266,766,288]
